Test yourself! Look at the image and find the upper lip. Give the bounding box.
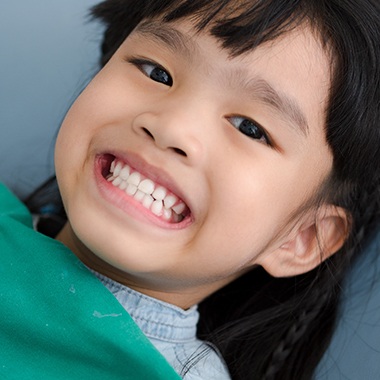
[103,150,194,217]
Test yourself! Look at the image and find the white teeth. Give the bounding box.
[119,180,128,191]
[126,184,137,196]
[110,160,116,173]
[127,172,141,186]
[151,200,163,216]
[108,159,188,221]
[164,194,177,209]
[138,179,155,195]
[142,194,154,209]
[134,190,145,201]
[162,208,172,220]
[119,166,130,180]
[112,177,122,187]
[152,186,167,201]
[172,202,186,215]
[114,161,123,176]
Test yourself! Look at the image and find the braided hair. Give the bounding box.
[262,293,329,380]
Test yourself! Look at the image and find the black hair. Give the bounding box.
[26,0,380,379]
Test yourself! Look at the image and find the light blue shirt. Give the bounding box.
[92,271,231,380]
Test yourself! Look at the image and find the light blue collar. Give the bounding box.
[92,271,200,343]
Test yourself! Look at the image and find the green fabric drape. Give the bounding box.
[0,184,180,380]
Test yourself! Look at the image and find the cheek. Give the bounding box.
[60,64,127,131]
[54,87,99,205]
[54,109,85,183]
[54,72,114,168]
[205,156,317,257]
[198,174,286,267]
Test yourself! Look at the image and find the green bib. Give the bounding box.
[0,184,180,379]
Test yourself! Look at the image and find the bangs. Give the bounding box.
[162,0,310,55]
[91,0,318,62]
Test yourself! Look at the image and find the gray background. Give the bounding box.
[0,0,100,198]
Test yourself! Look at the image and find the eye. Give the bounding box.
[228,116,271,145]
[129,58,173,86]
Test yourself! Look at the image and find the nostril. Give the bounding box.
[142,127,155,140]
[172,147,187,157]
[141,127,187,157]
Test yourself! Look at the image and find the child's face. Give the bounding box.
[55,19,332,308]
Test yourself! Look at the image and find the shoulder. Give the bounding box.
[0,183,31,226]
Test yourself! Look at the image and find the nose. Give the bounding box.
[132,104,206,166]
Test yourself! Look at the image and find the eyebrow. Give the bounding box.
[239,76,309,137]
[134,21,309,137]
[134,20,198,62]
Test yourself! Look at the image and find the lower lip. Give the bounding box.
[93,156,192,230]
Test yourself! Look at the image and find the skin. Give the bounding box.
[55,19,337,309]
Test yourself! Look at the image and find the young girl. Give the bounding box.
[2,0,380,379]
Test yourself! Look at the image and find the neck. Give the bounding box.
[55,222,233,309]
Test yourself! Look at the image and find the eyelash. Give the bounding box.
[127,57,272,146]
[128,57,173,86]
[228,116,271,145]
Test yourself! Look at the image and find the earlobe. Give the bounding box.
[258,205,349,278]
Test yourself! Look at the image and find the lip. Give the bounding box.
[94,151,194,229]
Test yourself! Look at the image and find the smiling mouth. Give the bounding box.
[100,154,191,224]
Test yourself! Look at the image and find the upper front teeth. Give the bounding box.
[107,159,186,221]
[139,179,155,194]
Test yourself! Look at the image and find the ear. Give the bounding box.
[257,205,350,277]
